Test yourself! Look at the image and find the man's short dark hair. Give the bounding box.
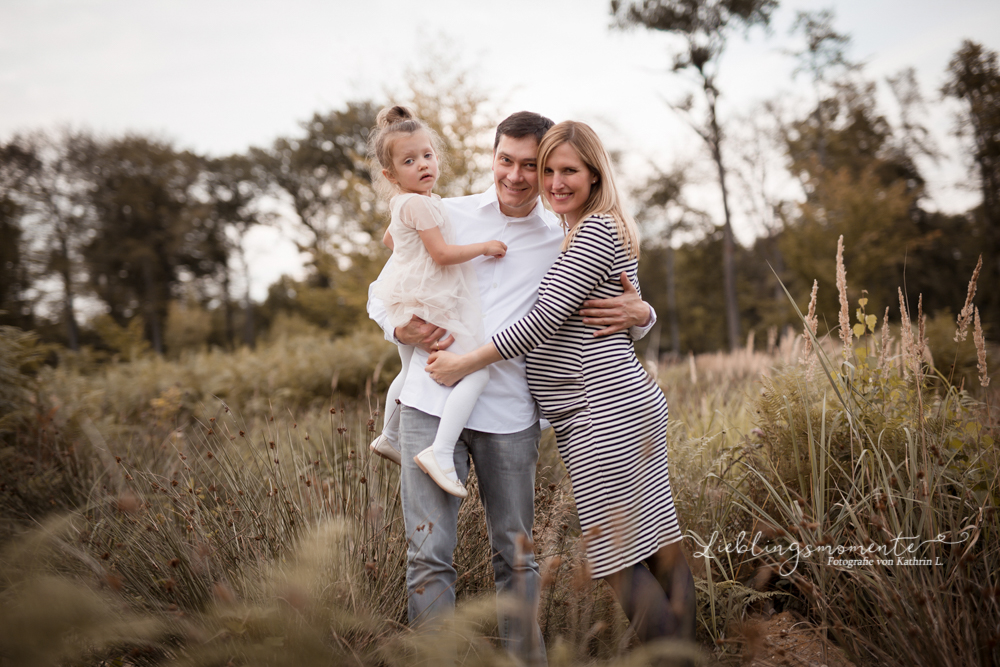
[494,111,555,151]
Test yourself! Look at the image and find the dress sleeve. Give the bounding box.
[397,195,446,231]
[492,216,616,359]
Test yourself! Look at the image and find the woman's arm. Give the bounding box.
[492,217,616,360]
[418,226,506,265]
[425,217,617,385]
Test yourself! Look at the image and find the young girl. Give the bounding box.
[367,105,506,499]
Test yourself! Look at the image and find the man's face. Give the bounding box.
[492,134,540,218]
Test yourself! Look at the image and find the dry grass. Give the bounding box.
[1,260,998,665]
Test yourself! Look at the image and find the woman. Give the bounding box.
[426,121,696,643]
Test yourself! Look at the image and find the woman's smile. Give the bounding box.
[542,142,595,228]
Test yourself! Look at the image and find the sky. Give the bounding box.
[3,0,999,301]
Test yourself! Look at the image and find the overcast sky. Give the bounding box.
[3,0,998,299]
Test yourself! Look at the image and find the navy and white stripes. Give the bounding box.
[493,214,682,579]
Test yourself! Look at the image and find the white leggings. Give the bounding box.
[381,343,489,464]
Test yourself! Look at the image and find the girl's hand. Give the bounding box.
[482,240,507,258]
[425,350,473,386]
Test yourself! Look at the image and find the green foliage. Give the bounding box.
[0,327,84,534]
[92,313,151,360]
[42,329,399,430]
[164,300,214,356]
[0,326,45,438]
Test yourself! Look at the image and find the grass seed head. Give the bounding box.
[955,254,982,342]
[836,236,851,359]
[972,307,991,387]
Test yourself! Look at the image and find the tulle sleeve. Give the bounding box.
[397,194,447,231]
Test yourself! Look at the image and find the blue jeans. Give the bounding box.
[399,405,546,665]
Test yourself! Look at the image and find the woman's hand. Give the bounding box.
[425,350,474,387]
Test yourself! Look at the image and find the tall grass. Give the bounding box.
[702,257,1000,665]
[1,257,997,665]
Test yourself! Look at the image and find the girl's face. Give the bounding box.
[542,142,597,228]
[384,129,438,196]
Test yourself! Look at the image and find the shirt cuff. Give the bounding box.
[629,304,657,341]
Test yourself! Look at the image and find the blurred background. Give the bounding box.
[2,0,998,358]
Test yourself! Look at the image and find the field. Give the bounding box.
[1,289,998,665]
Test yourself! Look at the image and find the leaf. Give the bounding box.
[859,297,869,307]
[866,314,877,332]
[853,323,866,338]
[984,436,995,447]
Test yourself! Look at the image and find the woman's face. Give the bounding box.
[542,142,596,227]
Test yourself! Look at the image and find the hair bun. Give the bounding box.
[377,105,414,129]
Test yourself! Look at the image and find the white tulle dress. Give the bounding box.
[373,193,484,348]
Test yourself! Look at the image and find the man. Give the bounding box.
[367,111,655,663]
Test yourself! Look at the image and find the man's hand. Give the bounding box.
[394,316,455,353]
[579,272,652,337]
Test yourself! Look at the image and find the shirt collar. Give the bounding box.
[477,185,560,229]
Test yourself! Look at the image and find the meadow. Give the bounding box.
[1,265,998,666]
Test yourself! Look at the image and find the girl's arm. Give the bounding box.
[418,226,506,266]
[426,217,618,386]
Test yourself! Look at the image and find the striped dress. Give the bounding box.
[493,214,682,579]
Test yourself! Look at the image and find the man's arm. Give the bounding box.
[367,259,398,344]
[579,272,656,339]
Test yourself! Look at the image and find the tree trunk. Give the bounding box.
[221,264,234,348]
[142,262,163,355]
[705,84,741,351]
[58,234,79,351]
[665,244,680,356]
[239,245,255,348]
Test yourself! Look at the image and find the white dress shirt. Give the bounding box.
[367,186,657,434]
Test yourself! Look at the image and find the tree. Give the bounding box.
[943,40,1000,233]
[787,9,855,171]
[0,140,39,329]
[404,55,497,199]
[83,136,220,354]
[251,101,380,287]
[1,131,99,349]
[943,41,1000,331]
[633,167,693,357]
[611,0,779,350]
[201,154,268,347]
[779,78,935,322]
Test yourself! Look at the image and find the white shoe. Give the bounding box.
[369,434,401,465]
[414,447,468,499]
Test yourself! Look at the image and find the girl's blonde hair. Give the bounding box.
[537,121,640,259]
[367,105,445,200]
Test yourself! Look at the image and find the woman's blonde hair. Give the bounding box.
[367,105,445,200]
[537,121,640,259]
